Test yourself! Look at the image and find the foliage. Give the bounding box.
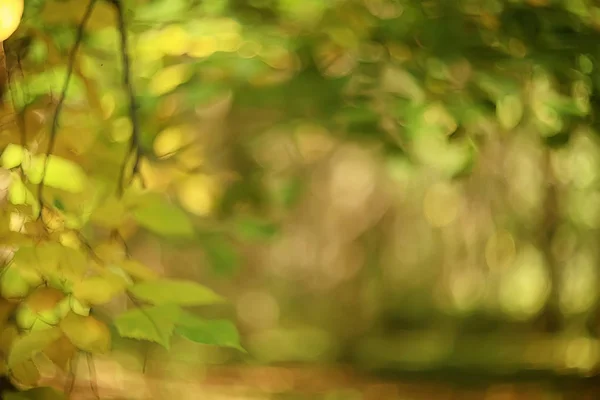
[1,0,600,397]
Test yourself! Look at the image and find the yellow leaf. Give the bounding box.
[59,231,81,249]
[25,155,45,185]
[90,194,128,229]
[60,312,111,354]
[41,208,65,232]
[188,36,218,58]
[120,259,159,281]
[33,155,87,193]
[94,240,127,264]
[159,25,191,56]
[56,246,88,283]
[8,174,39,217]
[11,359,40,387]
[9,247,46,287]
[18,287,64,321]
[0,266,32,301]
[15,308,38,331]
[153,125,186,158]
[139,160,181,191]
[111,116,133,143]
[26,286,65,311]
[135,31,165,62]
[100,93,116,119]
[68,296,90,316]
[43,334,76,371]
[148,64,191,96]
[0,144,26,169]
[0,324,19,354]
[217,32,243,53]
[8,327,62,368]
[72,273,128,305]
[30,243,61,276]
[35,244,87,286]
[496,94,523,130]
[176,174,217,216]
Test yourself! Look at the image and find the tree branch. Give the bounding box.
[38,0,99,216]
[109,0,144,195]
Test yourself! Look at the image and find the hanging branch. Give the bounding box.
[37,0,99,216]
[86,352,100,399]
[108,0,144,195]
[2,40,27,148]
[64,351,80,398]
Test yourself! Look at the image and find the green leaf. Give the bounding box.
[8,328,62,369]
[8,67,86,109]
[276,176,304,209]
[233,216,278,241]
[128,279,224,306]
[113,305,180,349]
[26,155,87,193]
[176,311,244,351]
[200,234,240,276]
[132,193,195,237]
[1,144,26,169]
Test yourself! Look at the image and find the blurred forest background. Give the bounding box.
[4,0,600,399]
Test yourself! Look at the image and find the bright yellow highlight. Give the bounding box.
[153,126,186,158]
[177,174,217,216]
[218,32,243,53]
[149,64,191,96]
[160,25,191,56]
[101,93,116,119]
[0,0,23,42]
[189,36,218,58]
[139,159,181,191]
[111,117,133,143]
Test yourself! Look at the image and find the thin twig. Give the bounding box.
[3,41,27,148]
[110,229,131,256]
[75,230,104,264]
[109,0,144,195]
[86,352,100,399]
[127,293,164,363]
[142,342,150,374]
[37,0,99,215]
[64,351,80,399]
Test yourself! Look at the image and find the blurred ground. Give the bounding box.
[42,364,599,400]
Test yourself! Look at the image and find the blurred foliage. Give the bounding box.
[3,0,600,398]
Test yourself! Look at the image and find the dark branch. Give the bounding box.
[37,0,99,216]
[64,351,80,397]
[86,352,100,399]
[110,0,145,195]
[3,41,28,148]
